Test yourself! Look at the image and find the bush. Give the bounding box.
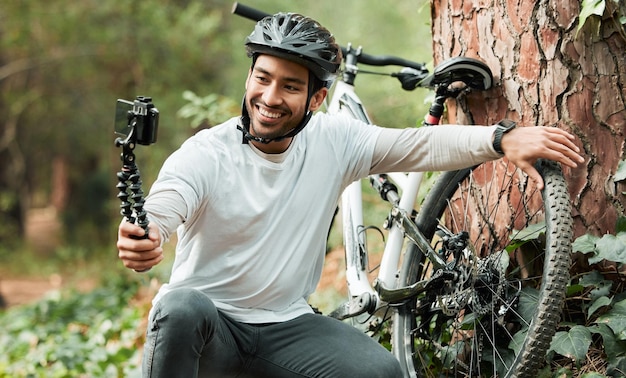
[545,217,626,377]
[0,274,147,378]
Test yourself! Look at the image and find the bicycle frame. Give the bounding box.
[321,41,483,320]
[327,76,429,310]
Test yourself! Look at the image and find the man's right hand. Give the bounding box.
[117,221,164,272]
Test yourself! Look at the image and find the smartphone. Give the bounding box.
[114,99,134,138]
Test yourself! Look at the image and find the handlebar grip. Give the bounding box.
[232,2,270,21]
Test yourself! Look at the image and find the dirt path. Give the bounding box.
[0,276,62,308]
[0,207,65,309]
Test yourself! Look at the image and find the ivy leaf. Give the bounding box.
[513,222,546,241]
[509,328,528,356]
[597,299,626,340]
[614,160,626,182]
[580,373,608,378]
[579,271,614,300]
[550,325,592,362]
[579,270,606,286]
[591,233,626,264]
[607,356,626,377]
[507,222,545,252]
[577,0,606,33]
[572,233,599,254]
[587,295,612,319]
[517,287,540,325]
[589,323,626,360]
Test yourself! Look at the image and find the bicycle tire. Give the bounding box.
[391,159,572,378]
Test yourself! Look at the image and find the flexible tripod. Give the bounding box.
[115,138,149,236]
[114,97,159,274]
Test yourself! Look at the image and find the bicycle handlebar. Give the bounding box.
[232,2,268,23]
[231,2,428,71]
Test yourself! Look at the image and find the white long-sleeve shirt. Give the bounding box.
[146,112,500,323]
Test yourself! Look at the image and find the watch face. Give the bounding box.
[498,119,516,131]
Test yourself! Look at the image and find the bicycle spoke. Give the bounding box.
[394,160,572,378]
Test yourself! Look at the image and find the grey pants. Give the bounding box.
[142,288,402,378]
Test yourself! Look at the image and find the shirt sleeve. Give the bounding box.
[370,124,502,174]
[144,189,188,243]
[143,135,210,243]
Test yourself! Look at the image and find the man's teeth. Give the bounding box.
[258,107,282,119]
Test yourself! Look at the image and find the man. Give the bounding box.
[117,12,584,378]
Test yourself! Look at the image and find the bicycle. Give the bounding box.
[232,3,573,377]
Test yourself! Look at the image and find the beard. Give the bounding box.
[245,97,302,141]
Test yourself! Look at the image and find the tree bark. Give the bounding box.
[431,0,626,237]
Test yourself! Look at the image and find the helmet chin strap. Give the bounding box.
[237,97,313,144]
[238,70,316,145]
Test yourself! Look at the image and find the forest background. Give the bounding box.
[2,0,625,377]
[0,1,434,376]
[0,0,432,262]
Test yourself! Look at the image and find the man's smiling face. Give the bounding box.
[244,54,326,153]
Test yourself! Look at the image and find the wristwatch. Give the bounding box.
[493,119,516,155]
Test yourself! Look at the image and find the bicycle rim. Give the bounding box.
[392,159,572,378]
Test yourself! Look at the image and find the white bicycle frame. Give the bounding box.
[327,78,427,308]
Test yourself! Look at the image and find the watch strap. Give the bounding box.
[493,119,516,155]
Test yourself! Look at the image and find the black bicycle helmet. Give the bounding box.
[245,12,342,83]
[238,13,342,145]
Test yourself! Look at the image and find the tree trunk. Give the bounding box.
[431,0,626,237]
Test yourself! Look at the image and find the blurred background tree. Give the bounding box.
[0,0,431,262]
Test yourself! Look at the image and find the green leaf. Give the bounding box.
[607,356,626,377]
[589,324,626,360]
[550,325,592,362]
[587,295,612,319]
[597,299,626,340]
[517,287,540,325]
[614,160,626,182]
[567,283,585,297]
[573,233,599,254]
[616,216,626,233]
[516,222,546,240]
[579,270,606,286]
[578,0,606,33]
[579,271,613,300]
[591,234,626,264]
[507,222,546,252]
[509,328,528,356]
[580,373,608,378]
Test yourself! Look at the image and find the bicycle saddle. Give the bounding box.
[420,57,493,90]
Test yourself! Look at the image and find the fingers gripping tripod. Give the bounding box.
[114,96,159,240]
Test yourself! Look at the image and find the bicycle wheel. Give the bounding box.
[392,159,572,378]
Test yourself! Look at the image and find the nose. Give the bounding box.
[261,83,282,107]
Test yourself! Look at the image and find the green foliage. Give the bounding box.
[578,0,626,40]
[1,0,233,247]
[1,0,432,250]
[613,160,626,182]
[0,275,145,378]
[551,325,593,362]
[177,91,239,129]
[550,217,626,376]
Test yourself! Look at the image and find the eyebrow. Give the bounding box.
[254,66,308,86]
